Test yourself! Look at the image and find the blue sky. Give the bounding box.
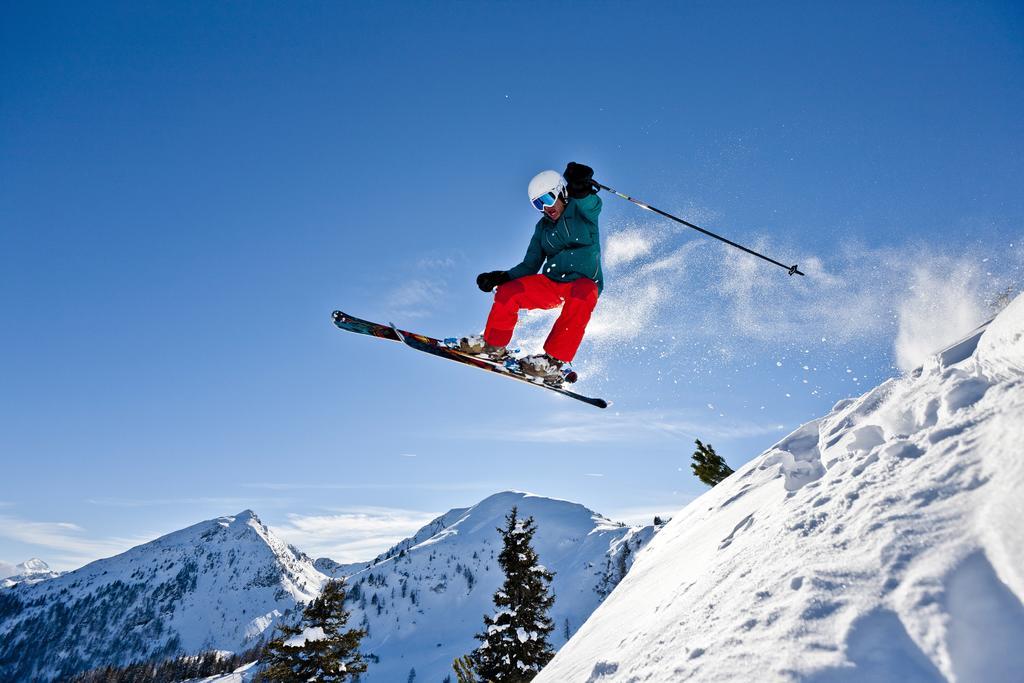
[2,1,1022,571]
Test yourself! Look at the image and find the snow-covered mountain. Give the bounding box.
[0,510,326,682]
[0,494,657,682]
[537,294,1024,682]
[331,491,658,683]
[0,558,61,588]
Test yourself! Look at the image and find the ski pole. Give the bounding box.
[594,182,805,276]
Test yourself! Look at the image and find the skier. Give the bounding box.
[459,162,602,382]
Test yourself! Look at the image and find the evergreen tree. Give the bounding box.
[690,439,735,487]
[616,541,632,582]
[452,654,481,683]
[470,506,556,682]
[259,579,367,682]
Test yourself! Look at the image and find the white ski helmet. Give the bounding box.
[528,170,567,207]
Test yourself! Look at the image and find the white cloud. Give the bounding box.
[240,480,501,492]
[384,252,465,319]
[0,560,17,579]
[271,507,441,563]
[386,278,449,319]
[0,514,147,571]
[416,255,458,270]
[463,409,783,444]
[85,496,264,508]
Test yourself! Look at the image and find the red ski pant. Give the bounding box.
[483,274,599,362]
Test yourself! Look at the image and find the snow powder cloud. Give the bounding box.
[511,219,1022,383]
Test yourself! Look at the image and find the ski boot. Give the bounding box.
[517,353,578,385]
[446,334,510,363]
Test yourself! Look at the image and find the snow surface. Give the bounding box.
[283,625,326,648]
[537,294,1024,682]
[183,660,260,683]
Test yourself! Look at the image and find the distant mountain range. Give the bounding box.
[0,492,660,681]
[0,558,61,588]
[0,510,323,681]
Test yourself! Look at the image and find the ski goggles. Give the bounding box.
[531,191,559,211]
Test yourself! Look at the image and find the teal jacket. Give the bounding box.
[507,194,604,293]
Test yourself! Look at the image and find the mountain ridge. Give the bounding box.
[0,509,326,681]
[0,492,658,682]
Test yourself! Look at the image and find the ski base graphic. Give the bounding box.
[331,310,608,409]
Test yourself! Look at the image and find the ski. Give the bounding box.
[331,310,609,409]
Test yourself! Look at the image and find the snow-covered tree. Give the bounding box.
[470,506,556,682]
[260,579,367,682]
[691,438,735,486]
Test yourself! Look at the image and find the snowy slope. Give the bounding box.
[336,491,658,683]
[537,294,1024,683]
[0,511,326,681]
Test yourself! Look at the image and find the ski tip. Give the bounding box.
[332,310,346,322]
[593,398,610,409]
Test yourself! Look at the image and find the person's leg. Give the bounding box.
[544,278,599,362]
[483,275,561,347]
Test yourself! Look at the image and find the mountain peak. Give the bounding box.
[17,558,50,573]
[217,509,260,526]
[0,508,325,681]
[1,558,60,589]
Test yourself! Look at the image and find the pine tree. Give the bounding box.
[452,654,481,683]
[259,579,367,682]
[470,506,556,682]
[616,540,632,582]
[690,439,735,487]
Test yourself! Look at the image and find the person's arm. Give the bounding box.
[507,228,544,280]
[564,194,602,247]
[574,193,602,224]
[562,162,601,246]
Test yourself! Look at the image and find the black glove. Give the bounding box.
[476,270,511,292]
[564,161,597,198]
